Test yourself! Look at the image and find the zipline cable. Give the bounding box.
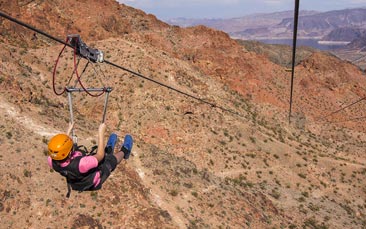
[104,60,238,115]
[0,11,242,117]
[320,115,366,124]
[316,95,366,122]
[0,11,71,48]
[288,0,300,124]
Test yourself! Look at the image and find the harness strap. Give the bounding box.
[66,179,72,198]
[57,145,99,198]
[89,145,98,155]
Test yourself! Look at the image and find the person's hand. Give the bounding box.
[98,123,106,135]
[95,123,107,162]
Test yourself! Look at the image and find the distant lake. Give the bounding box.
[258,39,348,51]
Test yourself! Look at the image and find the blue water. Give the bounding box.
[258,39,346,51]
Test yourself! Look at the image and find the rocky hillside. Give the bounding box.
[1,0,366,228]
[236,39,316,68]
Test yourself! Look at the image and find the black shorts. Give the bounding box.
[93,153,118,190]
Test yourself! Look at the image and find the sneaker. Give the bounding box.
[121,135,133,159]
[106,133,118,154]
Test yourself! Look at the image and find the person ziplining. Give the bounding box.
[47,122,133,198]
[47,34,134,197]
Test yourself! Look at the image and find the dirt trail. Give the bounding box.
[131,149,186,229]
[0,98,59,137]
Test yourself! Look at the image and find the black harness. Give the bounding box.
[52,145,98,198]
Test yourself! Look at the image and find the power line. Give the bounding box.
[0,10,243,118]
[288,0,300,124]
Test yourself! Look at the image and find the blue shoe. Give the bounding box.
[106,133,118,154]
[121,135,133,159]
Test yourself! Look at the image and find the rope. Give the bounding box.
[66,57,81,87]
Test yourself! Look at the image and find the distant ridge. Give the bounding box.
[166,8,366,41]
[166,10,318,33]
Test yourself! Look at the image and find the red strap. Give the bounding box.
[52,37,70,95]
[71,42,105,97]
[52,36,105,97]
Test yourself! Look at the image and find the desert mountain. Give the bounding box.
[348,34,366,49]
[167,10,319,36]
[168,8,366,41]
[1,0,366,228]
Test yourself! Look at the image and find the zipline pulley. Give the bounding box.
[67,34,104,63]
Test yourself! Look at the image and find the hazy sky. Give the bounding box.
[117,0,366,20]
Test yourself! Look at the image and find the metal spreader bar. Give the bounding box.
[67,90,76,142]
[102,87,112,123]
[66,87,107,92]
[66,87,113,143]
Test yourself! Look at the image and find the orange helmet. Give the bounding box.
[48,134,73,160]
